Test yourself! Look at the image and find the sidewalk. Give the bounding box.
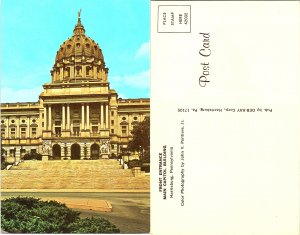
[1,188,150,193]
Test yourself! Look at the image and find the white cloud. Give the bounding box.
[135,41,150,58]
[1,86,42,103]
[110,70,150,89]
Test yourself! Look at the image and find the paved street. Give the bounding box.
[1,192,150,234]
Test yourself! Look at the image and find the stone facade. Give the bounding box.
[1,14,150,161]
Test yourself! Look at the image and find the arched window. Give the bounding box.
[64,67,70,78]
[76,66,81,76]
[86,66,92,77]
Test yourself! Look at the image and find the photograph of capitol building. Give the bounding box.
[1,1,150,233]
[1,13,150,162]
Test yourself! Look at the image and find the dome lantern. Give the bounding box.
[73,9,85,35]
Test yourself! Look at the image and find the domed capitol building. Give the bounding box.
[1,13,150,161]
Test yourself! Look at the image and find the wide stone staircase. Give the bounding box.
[1,160,149,191]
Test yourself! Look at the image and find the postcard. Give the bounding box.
[150,1,300,235]
[1,0,300,234]
[1,0,150,234]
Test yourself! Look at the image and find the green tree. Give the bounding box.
[1,148,8,170]
[128,117,150,163]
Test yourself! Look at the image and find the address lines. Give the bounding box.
[178,107,273,113]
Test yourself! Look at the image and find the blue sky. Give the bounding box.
[0,0,150,102]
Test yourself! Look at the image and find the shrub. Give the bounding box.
[69,217,120,233]
[127,159,141,169]
[23,154,30,160]
[91,156,99,160]
[141,164,150,173]
[35,154,42,160]
[1,197,120,234]
[110,153,117,159]
[23,153,42,161]
[1,162,9,170]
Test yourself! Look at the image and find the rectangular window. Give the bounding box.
[10,128,16,139]
[92,126,98,133]
[111,145,114,150]
[111,129,114,134]
[111,120,114,125]
[31,128,37,138]
[1,128,5,138]
[9,149,15,156]
[73,127,80,136]
[121,126,127,135]
[21,127,26,139]
[111,111,114,116]
[54,127,61,136]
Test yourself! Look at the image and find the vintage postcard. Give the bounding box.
[151,1,300,235]
[1,0,150,234]
[1,0,300,234]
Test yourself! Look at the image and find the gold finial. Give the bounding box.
[78,9,81,19]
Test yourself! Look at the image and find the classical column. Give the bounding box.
[93,66,97,79]
[48,105,52,131]
[67,104,70,130]
[105,104,109,129]
[81,104,85,130]
[100,103,104,129]
[86,104,90,130]
[60,67,63,80]
[44,106,47,130]
[62,105,65,130]
[5,118,9,138]
[87,144,91,158]
[70,66,74,78]
[27,116,30,138]
[16,118,19,138]
[82,66,86,78]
